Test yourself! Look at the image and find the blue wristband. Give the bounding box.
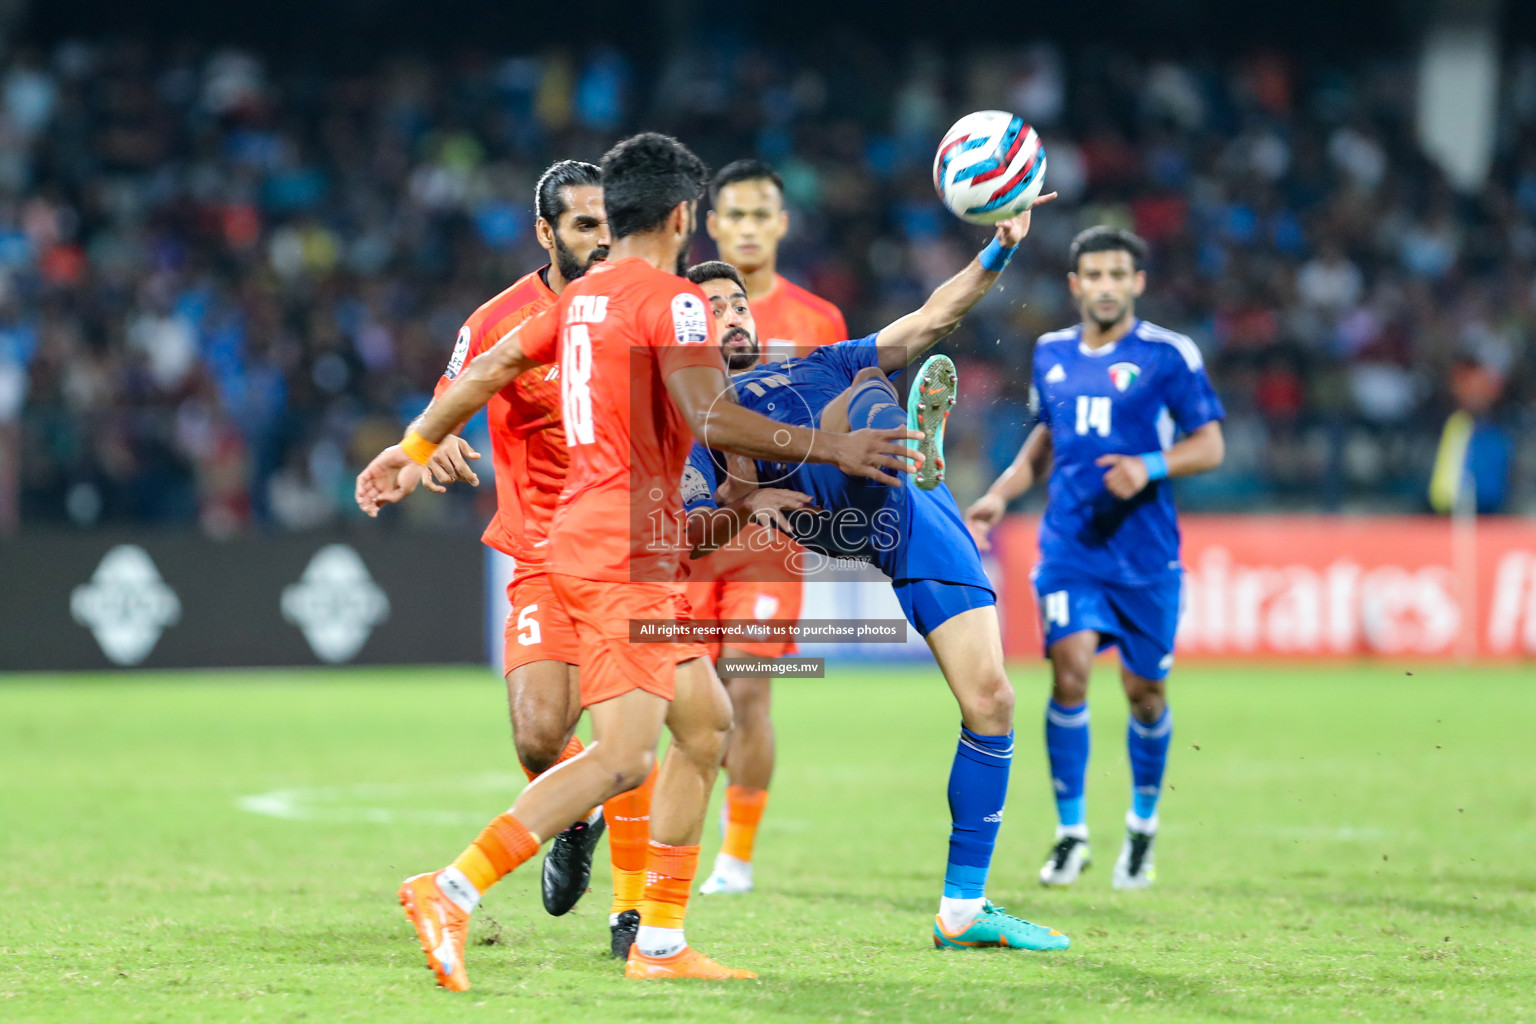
[1140,451,1169,482]
[979,237,1018,273]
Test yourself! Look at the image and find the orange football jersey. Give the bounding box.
[520,258,728,584]
[751,273,848,359]
[434,267,565,568]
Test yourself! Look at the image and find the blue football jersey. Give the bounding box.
[722,334,885,487]
[1032,319,1224,585]
[683,335,884,516]
[684,337,991,591]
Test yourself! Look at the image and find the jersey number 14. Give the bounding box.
[1075,396,1111,437]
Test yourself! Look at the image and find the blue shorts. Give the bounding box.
[894,578,996,637]
[788,464,993,592]
[1031,565,1183,680]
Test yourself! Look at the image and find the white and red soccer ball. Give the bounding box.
[933,111,1048,225]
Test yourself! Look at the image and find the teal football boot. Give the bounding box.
[932,900,1071,951]
[907,354,957,491]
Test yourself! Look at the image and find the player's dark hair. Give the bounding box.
[534,160,602,224]
[1068,226,1148,272]
[599,133,708,240]
[685,260,746,292]
[709,158,785,205]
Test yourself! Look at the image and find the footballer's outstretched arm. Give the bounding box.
[873,193,1056,374]
[415,332,542,443]
[665,365,922,487]
[964,423,1053,551]
[356,312,552,514]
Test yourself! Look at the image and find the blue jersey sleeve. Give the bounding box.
[813,334,883,379]
[682,443,719,513]
[1030,352,1051,428]
[1163,355,1225,434]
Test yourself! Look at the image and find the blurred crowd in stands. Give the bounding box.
[2,38,1534,534]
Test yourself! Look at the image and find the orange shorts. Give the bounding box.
[548,574,710,707]
[503,570,581,674]
[685,577,803,660]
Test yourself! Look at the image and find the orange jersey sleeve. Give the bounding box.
[654,289,734,379]
[433,269,565,565]
[517,304,562,366]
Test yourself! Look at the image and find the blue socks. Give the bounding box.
[1127,707,1173,826]
[1045,700,1090,832]
[943,727,1013,899]
[1047,699,1174,833]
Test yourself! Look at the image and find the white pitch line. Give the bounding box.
[239,781,1416,845]
[237,775,526,825]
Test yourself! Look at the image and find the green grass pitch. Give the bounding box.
[2,662,1533,1023]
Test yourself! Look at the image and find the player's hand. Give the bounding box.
[964,492,1007,552]
[835,427,924,487]
[741,488,815,534]
[355,445,416,517]
[716,452,759,504]
[422,435,481,492]
[1097,453,1151,500]
[994,192,1058,248]
[393,462,430,499]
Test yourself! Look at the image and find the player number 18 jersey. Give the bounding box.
[519,258,728,584]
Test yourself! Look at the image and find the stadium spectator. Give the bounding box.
[6,40,1535,531]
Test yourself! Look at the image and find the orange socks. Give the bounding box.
[639,840,699,930]
[604,763,657,914]
[520,735,585,782]
[450,812,541,895]
[721,785,769,862]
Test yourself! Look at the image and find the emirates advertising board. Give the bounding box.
[995,516,1536,661]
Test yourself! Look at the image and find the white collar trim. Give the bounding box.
[1078,320,1138,358]
[1079,337,1120,358]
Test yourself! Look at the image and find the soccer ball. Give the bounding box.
[932,111,1047,225]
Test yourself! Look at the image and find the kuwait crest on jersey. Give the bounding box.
[1108,362,1141,392]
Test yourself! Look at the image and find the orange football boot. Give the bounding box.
[625,945,758,980]
[398,872,471,991]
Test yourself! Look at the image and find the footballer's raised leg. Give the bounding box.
[672,212,1067,946]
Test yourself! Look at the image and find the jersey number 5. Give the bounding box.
[516,604,542,646]
[1075,395,1112,437]
[562,325,595,446]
